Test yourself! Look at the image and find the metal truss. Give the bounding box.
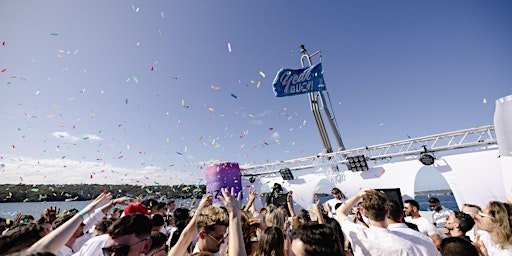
[240,125,497,176]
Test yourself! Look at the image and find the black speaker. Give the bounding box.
[375,188,403,210]
[267,193,291,216]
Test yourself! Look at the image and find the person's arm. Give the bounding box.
[27,193,109,254]
[243,189,257,211]
[286,191,296,217]
[168,194,212,256]
[218,187,247,256]
[336,189,369,221]
[309,200,324,224]
[430,234,442,249]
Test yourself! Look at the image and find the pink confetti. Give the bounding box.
[1,68,6,73]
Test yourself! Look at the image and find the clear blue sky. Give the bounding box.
[1,1,511,187]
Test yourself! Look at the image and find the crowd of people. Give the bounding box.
[0,185,511,256]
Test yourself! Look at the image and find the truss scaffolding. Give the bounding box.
[240,125,497,176]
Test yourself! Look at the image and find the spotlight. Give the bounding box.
[419,145,435,165]
[346,155,368,172]
[279,168,294,180]
[249,175,256,183]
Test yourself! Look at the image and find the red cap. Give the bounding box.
[123,202,149,216]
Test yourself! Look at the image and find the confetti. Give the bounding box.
[161,12,165,18]
[50,33,58,36]
[1,68,6,73]
[208,107,214,112]
[378,123,384,126]
[132,76,138,83]
[125,99,128,104]
[230,93,237,99]
[259,71,265,78]
[1,41,5,46]
[210,85,220,90]
[257,81,261,88]
[483,98,487,104]
[227,42,232,52]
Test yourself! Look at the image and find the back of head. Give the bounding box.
[290,223,343,256]
[441,237,478,256]
[253,226,286,256]
[52,211,76,230]
[487,201,512,247]
[323,217,345,248]
[453,211,475,233]
[107,214,152,239]
[361,190,389,222]
[263,205,285,229]
[195,206,228,233]
[151,214,165,228]
[386,199,403,222]
[95,219,114,234]
[148,231,168,251]
[0,223,45,255]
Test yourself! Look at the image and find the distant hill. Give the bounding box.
[0,184,205,203]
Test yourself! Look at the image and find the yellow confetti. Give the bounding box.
[208,107,214,111]
[210,85,220,90]
[127,144,130,150]
[483,98,487,104]
[259,71,265,78]
[166,137,170,143]
[52,104,60,108]
[257,81,261,88]
[181,99,185,106]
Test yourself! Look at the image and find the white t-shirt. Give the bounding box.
[325,198,344,216]
[404,216,440,237]
[431,207,453,228]
[72,234,109,256]
[388,223,440,256]
[341,220,422,256]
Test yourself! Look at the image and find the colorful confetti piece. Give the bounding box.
[227,42,232,52]
[259,71,265,78]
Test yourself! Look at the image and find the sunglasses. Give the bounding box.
[102,238,147,256]
[206,232,228,245]
[478,211,494,219]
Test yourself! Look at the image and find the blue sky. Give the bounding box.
[0,1,510,188]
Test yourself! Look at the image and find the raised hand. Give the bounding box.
[217,187,241,215]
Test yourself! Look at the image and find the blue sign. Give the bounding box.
[272,63,326,97]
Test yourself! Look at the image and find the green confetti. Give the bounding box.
[50,33,59,36]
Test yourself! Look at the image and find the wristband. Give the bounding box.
[195,210,201,216]
[78,211,89,219]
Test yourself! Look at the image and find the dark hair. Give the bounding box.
[166,199,176,205]
[151,214,165,227]
[404,199,420,210]
[253,226,286,256]
[0,223,46,255]
[95,219,114,234]
[148,231,168,252]
[51,212,76,230]
[441,237,478,256]
[290,223,344,256]
[107,214,152,239]
[142,199,159,210]
[428,198,440,204]
[453,211,475,233]
[386,199,403,222]
[323,217,345,250]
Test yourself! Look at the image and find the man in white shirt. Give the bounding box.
[404,199,442,249]
[429,197,453,229]
[324,187,345,218]
[386,199,440,255]
[336,189,422,255]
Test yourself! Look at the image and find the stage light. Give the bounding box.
[419,145,435,165]
[419,153,435,165]
[346,155,368,171]
[249,175,256,183]
[279,168,294,180]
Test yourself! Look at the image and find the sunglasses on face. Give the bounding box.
[206,232,228,245]
[102,238,147,256]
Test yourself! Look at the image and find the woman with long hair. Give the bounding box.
[252,226,286,256]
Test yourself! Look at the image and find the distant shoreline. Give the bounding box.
[0,184,452,203]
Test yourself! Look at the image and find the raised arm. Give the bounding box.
[243,189,257,212]
[168,194,212,256]
[336,189,369,222]
[218,187,247,256]
[286,191,296,217]
[27,193,109,254]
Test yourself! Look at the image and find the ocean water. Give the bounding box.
[0,195,458,219]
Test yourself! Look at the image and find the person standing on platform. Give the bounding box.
[324,188,345,218]
[429,197,453,229]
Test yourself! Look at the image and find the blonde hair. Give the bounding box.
[195,206,229,232]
